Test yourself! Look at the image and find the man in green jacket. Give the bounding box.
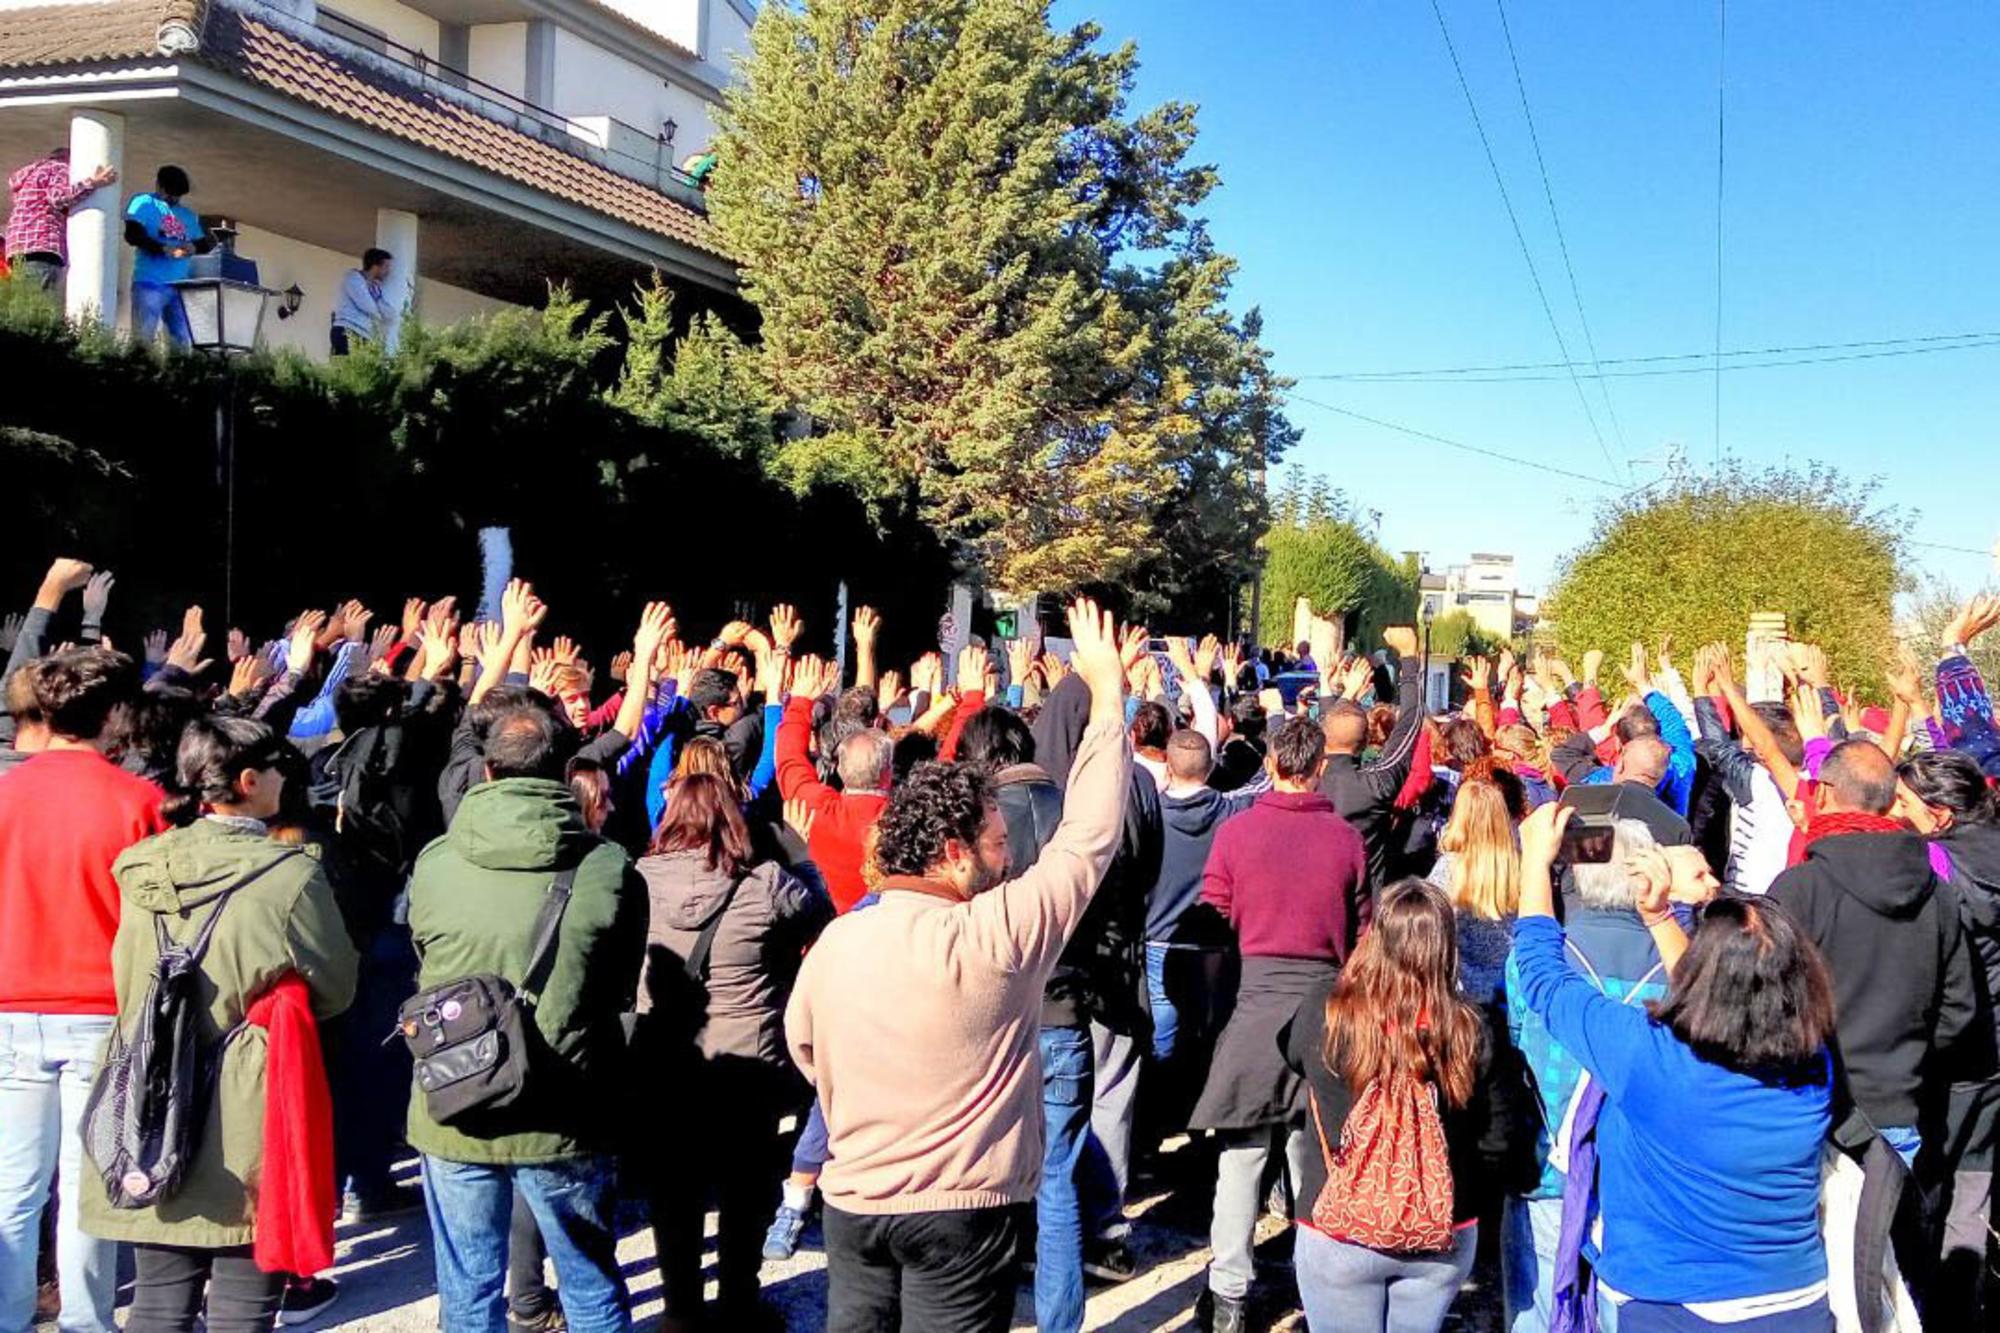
[406,695,647,1333]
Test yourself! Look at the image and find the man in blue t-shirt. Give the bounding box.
[122,164,210,346]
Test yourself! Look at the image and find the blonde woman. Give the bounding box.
[1427,767,1524,1007]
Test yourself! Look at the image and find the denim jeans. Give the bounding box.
[1085,1021,1140,1241]
[1502,1194,1620,1333]
[130,281,190,346]
[422,1155,631,1333]
[1036,1026,1093,1333]
[0,1012,118,1333]
[1146,942,1179,1061]
[1295,1222,1477,1331]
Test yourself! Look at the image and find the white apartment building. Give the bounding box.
[0,0,748,354]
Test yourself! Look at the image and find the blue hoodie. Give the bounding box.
[1150,785,1256,940]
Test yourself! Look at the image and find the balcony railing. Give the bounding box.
[295,3,709,198]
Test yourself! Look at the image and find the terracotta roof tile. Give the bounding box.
[0,0,728,264]
[0,0,174,68]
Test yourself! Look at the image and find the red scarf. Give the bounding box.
[1802,810,1905,847]
[245,974,336,1276]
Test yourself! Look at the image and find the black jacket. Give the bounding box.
[1318,653,1424,891]
[1282,974,1537,1225]
[1936,823,2000,1080]
[1769,830,1983,1129]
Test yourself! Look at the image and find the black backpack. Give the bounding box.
[396,866,577,1126]
[81,889,241,1210]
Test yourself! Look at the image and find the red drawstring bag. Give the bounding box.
[1310,1075,1455,1254]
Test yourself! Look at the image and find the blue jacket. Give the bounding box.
[1575,691,1697,815]
[1506,901,1667,1199]
[1512,915,1831,1303]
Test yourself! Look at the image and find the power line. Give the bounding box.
[1293,330,2000,381]
[1492,0,1629,475]
[1425,0,1621,480]
[1282,392,1627,488]
[1712,0,1728,464]
[1297,336,2000,385]
[1907,539,1993,557]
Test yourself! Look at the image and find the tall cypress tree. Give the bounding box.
[711,0,1293,596]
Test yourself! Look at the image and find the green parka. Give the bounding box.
[83,819,358,1248]
[404,777,647,1164]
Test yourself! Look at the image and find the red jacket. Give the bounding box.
[0,749,165,1013]
[775,698,887,914]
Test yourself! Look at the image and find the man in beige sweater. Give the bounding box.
[785,597,1132,1333]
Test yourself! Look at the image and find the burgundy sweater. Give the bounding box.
[1199,790,1368,962]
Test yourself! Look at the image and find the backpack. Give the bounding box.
[1309,1074,1456,1254]
[81,889,241,1210]
[396,866,576,1126]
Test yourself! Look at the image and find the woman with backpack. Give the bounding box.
[634,770,832,1330]
[1513,802,1835,1332]
[1281,876,1532,1331]
[81,716,357,1333]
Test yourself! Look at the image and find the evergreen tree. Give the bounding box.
[711,0,1292,592]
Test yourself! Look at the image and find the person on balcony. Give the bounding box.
[331,248,397,356]
[122,165,210,347]
[4,146,117,293]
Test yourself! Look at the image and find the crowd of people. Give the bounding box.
[3,552,2000,1333]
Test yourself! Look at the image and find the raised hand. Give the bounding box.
[227,654,269,699]
[499,580,545,639]
[1621,642,1650,693]
[851,605,880,650]
[716,619,755,648]
[609,650,634,681]
[769,604,803,652]
[1467,655,1493,694]
[549,634,580,667]
[0,612,20,653]
[792,654,838,701]
[1040,651,1070,687]
[368,623,399,664]
[81,570,114,622]
[41,557,94,604]
[1382,625,1418,659]
[1194,634,1222,682]
[401,597,426,641]
[285,611,325,673]
[911,652,944,697]
[1220,641,1245,681]
[1118,623,1150,674]
[955,644,990,694]
[1162,633,1197,683]
[1006,636,1034,688]
[166,618,210,673]
[783,796,817,844]
[143,629,169,666]
[1341,656,1373,700]
[1886,644,1924,706]
[1796,643,1831,690]
[1519,801,1573,870]
[1706,642,1739,696]
[528,652,561,696]
[416,620,458,681]
[877,668,904,714]
[1067,597,1126,713]
[1655,634,1676,676]
[631,602,675,680]
[334,600,369,643]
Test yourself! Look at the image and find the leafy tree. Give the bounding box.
[710,0,1291,593]
[1258,475,1417,651]
[1426,610,1503,661]
[1543,463,1907,685]
[609,274,779,463]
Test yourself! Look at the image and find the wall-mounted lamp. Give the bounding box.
[662,117,678,147]
[275,283,305,320]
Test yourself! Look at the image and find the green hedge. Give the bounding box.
[0,277,952,658]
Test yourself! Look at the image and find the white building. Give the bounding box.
[1436,552,1535,642]
[0,0,748,354]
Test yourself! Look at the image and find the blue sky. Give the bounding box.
[1054,0,2000,595]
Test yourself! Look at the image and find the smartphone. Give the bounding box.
[1556,785,1621,864]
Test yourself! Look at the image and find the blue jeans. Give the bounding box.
[1146,942,1178,1061]
[0,1012,118,1333]
[131,281,190,346]
[1502,1194,1619,1333]
[422,1155,631,1333]
[1036,1026,1094,1333]
[1296,1222,1477,1331]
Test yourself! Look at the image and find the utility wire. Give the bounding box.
[1426,0,1621,480]
[1298,337,2000,385]
[1293,330,2000,381]
[1282,392,1626,488]
[1712,0,1728,464]
[1493,0,1629,476]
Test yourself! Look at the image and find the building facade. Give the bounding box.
[0,0,746,354]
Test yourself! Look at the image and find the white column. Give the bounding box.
[64,110,125,328]
[374,207,419,353]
